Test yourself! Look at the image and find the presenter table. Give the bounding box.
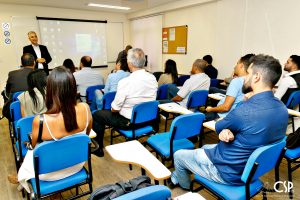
[105,140,171,184]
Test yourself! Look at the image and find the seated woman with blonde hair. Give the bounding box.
[8,66,92,193]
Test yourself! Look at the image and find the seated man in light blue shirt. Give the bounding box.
[205,54,254,121]
[94,58,130,109]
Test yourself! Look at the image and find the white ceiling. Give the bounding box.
[0,0,182,13]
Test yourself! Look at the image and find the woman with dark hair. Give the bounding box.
[93,57,130,110]
[8,66,92,192]
[18,70,47,117]
[63,58,76,73]
[158,59,178,86]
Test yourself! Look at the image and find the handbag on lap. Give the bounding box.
[286,127,300,149]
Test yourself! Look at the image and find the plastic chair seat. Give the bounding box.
[119,126,153,138]
[147,132,194,157]
[194,175,263,200]
[30,168,88,195]
[285,146,300,159]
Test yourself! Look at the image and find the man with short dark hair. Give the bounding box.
[92,48,157,157]
[167,59,210,107]
[206,54,255,120]
[73,56,104,102]
[203,55,218,79]
[169,54,288,189]
[275,55,300,104]
[2,53,35,120]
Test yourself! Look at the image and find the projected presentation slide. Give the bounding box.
[39,20,107,68]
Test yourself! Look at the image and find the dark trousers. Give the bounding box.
[93,110,131,148]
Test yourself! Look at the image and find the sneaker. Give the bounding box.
[92,148,104,157]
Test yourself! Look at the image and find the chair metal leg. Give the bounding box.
[287,160,293,199]
[129,164,132,170]
[76,186,79,195]
[292,117,295,133]
[155,180,159,185]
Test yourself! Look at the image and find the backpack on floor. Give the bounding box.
[286,127,300,149]
[89,175,152,200]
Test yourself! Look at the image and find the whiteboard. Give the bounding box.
[11,16,123,67]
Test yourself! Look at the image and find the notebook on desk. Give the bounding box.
[208,93,226,101]
[158,102,193,115]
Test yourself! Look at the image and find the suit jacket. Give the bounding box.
[23,44,52,75]
[5,67,33,98]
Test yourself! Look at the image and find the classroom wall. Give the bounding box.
[0,3,130,106]
[129,0,300,78]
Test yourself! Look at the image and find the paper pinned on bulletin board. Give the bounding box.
[169,28,175,41]
[176,47,186,53]
[163,41,168,53]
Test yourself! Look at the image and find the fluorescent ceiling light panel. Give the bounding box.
[88,3,131,10]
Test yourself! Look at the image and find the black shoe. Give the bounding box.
[92,148,104,157]
[167,179,178,189]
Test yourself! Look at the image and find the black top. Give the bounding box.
[23,44,52,75]
[204,64,218,79]
[281,73,300,106]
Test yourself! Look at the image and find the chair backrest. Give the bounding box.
[86,85,105,104]
[170,113,205,140]
[114,185,171,200]
[102,91,117,110]
[157,84,175,100]
[33,134,90,174]
[210,79,219,88]
[131,101,159,124]
[241,138,286,183]
[16,115,35,157]
[10,101,22,122]
[285,90,300,109]
[187,90,208,109]
[12,91,24,102]
[177,75,190,86]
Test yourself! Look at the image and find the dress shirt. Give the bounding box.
[177,73,210,107]
[111,69,158,119]
[104,70,130,93]
[217,77,244,118]
[73,67,104,99]
[275,70,300,100]
[205,91,288,185]
[32,45,43,69]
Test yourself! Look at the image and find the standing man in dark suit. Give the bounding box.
[23,31,52,75]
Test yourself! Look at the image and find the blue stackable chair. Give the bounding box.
[177,75,190,86]
[13,115,35,171]
[100,91,117,110]
[110,100,159,145]
[190,139,286,200]
[156,84,176,100]
[285,90,300,133]
[147,113,205,167]
[210,79,219,88]
[12,91,24,102]
[186,90,208,110]
[114,185,171,200]
[9,101,22,142]
[84,85,105,105]
[284,146,300,199]
[28,134,93,200]
[163,90,208,132]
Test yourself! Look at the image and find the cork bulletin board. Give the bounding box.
[162,25,188,54]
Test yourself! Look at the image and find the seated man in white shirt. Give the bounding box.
[92,48,158,157]
[274,55,300,104]
[73,56,104,102]
[167,59,210,107]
